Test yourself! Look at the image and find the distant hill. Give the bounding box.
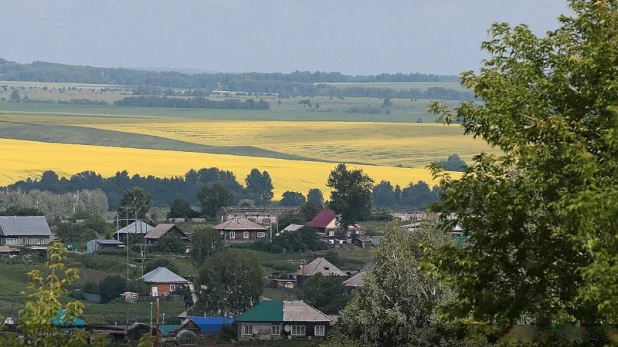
[0,58,464,98]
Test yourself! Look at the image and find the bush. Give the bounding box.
[143,258,179,275]
[83,281,99,294]
[154,235,185,254]
[99,275,127,303]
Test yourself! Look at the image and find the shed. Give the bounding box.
[86,239,124,254]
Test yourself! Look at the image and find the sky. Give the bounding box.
[0,0,568,75]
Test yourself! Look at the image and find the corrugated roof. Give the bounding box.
[214,218,268,231]
[144,224,187,240]
[343,271,367,287]
[95,239,124,245]
[114,221,153,235]
[294,257,346,277]
[0,216,52,237]
[281,224,304,232]
[235,300,284,322]
[308,209,336,229]
[141,267,188,284]
[283,301,333,322]
[235,301,332,323]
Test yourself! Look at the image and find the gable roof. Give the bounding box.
[52,309,87,327]
[281,224,304,232]
[235,300,332,323]
[343,271,368,287]
[214,218,268,231]
[294,257,346,277]
[235,300,283,322]
[144,224,187,240]
[0,216,52,237]
[308,209,336,229]
[141,267,188,284]
[114,221,153,235]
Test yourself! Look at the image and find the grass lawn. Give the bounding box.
[82,300,186,325]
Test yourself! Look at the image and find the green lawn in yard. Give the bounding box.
[82,300,186,325]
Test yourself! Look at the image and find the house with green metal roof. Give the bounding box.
[235,300,333,341]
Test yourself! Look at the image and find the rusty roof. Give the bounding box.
[214,218,268,231]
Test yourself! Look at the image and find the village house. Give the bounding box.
[144,224,189,245]
[217,206,301,226]
[86,239,124,254]
[114,220,153,243]
[235,300,333,341]
[294,257,346,285]
[214,218,269,243]
[343,263,375,294]
[0,216,52,246]
[140,267,189,296]
[308,209,365,240]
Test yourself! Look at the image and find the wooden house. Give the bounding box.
[140,267,189,296]
[144,224,189,245]
[0,216,52,246]
[214,218,269,243]
[235,300,333,341]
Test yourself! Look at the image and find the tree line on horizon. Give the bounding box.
[1,166,442,214]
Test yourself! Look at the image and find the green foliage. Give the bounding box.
[428,0,618,328]
[99,275,127,303]
[0,205,43,216]
[245,168,274,205]
[167,198,197,219]
[55,223,98,244]
[190,227,223,265]
[197,183,234,217]
[300,202,321,221]
[279,191,306,206]
[324,250,343,268]
[276,210,306,230]
[331,223,465,346]
[154,235,185,254]
[437,154,467,172]
[327,163,374,230]
[252,226,326,253]
[2,243,104,346]
[117,186,151,225]
[82,281,99,294]
[298,273,349,314]
[196,249,263,317]
[306,188,324,207]
[10,89,20,102]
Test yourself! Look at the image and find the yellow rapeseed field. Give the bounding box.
[64,120,493,168]
[0,139,457,197]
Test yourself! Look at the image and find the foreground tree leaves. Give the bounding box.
[429,0,618,328]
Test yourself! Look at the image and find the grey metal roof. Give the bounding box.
[114,221,153,235]
[282,301,333,322]
[294,257,346,277]
[95,239,124,245]
[144,224,188,240]
[281,224,304,232]
[141,267,188,284]
[214,218,268,231]
[0,216,52,236]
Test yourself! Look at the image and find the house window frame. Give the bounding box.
[291,325,306,336]
[271,325,280,335]
[243,325,253,336]
[243,231,249,239]
[314,325,325,336]
[229,231,236,240]
[169,284,176,292]
[257,232,265,239]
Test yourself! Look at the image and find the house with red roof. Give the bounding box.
[307,209,365,239]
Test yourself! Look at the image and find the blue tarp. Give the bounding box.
[188,317,234,333]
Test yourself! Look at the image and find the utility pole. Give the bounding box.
[155,298,161,347]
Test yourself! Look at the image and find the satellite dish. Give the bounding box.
[284,325,291,333]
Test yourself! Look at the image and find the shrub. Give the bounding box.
[99,275,127,303]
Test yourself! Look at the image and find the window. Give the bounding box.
[257,232,265,238]
[169,284,176,292]
[314,325,325,336]
[243,231,249,239]
[243,325,253,336]
[271,325,280,335]
[291,325,306,336]
[229,232,236,239]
